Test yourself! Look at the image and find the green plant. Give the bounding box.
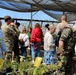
[2,60,20,75]
[19,60,33,75]
[49,64,58,71]
[32,65,48,75]
[0,56,69,75]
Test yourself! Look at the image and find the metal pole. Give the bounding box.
[31,5,33,28]
[63,12,64,15]
[41,22,43,27]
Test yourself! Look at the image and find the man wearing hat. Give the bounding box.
[1,16,16,61]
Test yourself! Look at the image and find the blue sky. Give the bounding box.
[0,8,58,30]
[0,8,57,20]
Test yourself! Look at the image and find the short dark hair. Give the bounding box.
[61,14,67,21]
[45,24,49,30]
[15,22,20,26]
[4,16,11,22]
[45,24,49,28]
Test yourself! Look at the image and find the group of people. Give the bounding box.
[0,15,76,75]
[0,16,43,63]
[44,15,76,75]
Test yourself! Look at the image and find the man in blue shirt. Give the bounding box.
[0,20,7,59]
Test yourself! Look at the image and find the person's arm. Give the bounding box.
[30,29,36,43]
[26,36,30,46]
[19,34,22,40]
[0,32,7,52]
[59,40,64,48]
[59,28,71,48]
[8,27,16,37]
[1,41,7,52]
[41,29,43,41]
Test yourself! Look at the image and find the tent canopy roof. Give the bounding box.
[1,0,76,12]
[1,0,76,22]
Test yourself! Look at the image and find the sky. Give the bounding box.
[0,8,58,30]
[0,8,57,20]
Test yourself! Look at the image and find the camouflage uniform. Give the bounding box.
[59,27,75,75]
[1,23,16,52]
[11,25,20,59]
[15,27,20,36]
[11,25,20,36]
[73,29,76,45]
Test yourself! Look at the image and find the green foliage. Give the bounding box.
[3,60,11,69]
[49,64,58,71]
[19,61,33,75]
[33,65,48,75]
[19,58,49,75]
[1,56,76,75]
[60,56,67,63]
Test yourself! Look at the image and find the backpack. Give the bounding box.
[19,35,26,46]
[19,39,25,46]
[55,27,72,47]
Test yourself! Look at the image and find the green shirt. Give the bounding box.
[26,32,31,38]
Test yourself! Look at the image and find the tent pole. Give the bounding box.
[63,12,64,15]
[31,12,32,27]
[31,5,32,27]
[41,22,43,27]
[16,20,17,22]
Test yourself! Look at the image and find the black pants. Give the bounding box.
[13,37,20,62]
[65,52,73,75]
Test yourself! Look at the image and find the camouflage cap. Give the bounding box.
[4,16,11,22]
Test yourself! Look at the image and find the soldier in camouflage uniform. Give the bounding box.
[56,15,70,34]
[58,27,75,75]
[1,16,16,52]
[10,21,20,62]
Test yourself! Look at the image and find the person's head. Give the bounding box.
[61,15,67,21]
[22,28,26,34]
[35,23,41,28]
[45,24,49,28]
[15,22,20,28]
[10,19,15,27]
[45,24,49,30]
[10,22,15,27]
[48,23,56,34]
[4,16,11,24]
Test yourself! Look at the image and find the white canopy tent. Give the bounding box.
[0,0,76,21]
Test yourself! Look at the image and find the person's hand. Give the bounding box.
[41,45,44,50]
[27,47,30,50]
[60,50,64,56]
[56,47,60,54]
[3,52,7,55]
[30,42,32,45]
